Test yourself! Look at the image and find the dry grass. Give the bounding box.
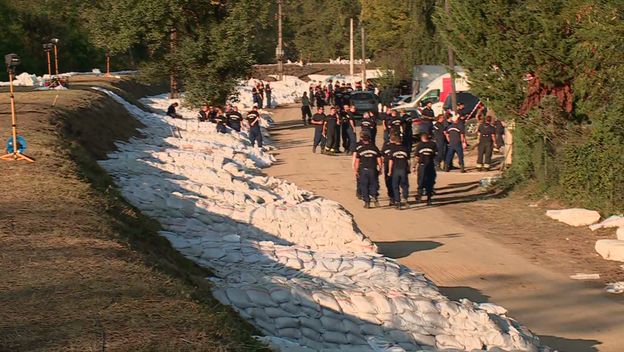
[0,81,266,351]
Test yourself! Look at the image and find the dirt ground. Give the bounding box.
[0,79,265,351]
[265,105,624,352]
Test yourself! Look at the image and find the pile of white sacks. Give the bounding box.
[96,87,549,352]
[237,76,309,109]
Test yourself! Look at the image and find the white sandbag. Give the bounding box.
[595,240,624,262]
[546,208,601,226]
[589,215,624,231]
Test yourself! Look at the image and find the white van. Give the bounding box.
[394,72,470,116]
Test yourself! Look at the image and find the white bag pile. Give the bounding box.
[94,87,550,352]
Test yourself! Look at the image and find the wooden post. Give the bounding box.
[277,0,284,81]
[53,45,59,76]
[46,51,52,78]
[170,28,179,99]
[106,52,111,77]
[360,21,366,85]
[349,18,354,84]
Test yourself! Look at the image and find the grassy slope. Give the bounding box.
[0,77,267,351]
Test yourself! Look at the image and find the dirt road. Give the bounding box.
[265,105,624,352]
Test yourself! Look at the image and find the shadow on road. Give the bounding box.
[376,240,443,259]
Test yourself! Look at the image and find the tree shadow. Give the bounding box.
[376,240,443,259]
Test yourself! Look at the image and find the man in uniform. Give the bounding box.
[360,112,377,146]
[323,106,340,154]
[388,133,410,209]
[213,107,228,134]
[476,116,497,171]
[246,105,263,148]
[494,117,505,153]
[311,106,327,153]
[444,115,467,173]
[421,101,435,119]
[226,105,243,132]
[341,105,357,155]
[413,133,437,205]
[301,92,312,125]
[400,109,413,155]
[382,107,394,143]
[381,138,395,205]
[198,104,209,122]
[353,134,382,209]
[432,114,448,170]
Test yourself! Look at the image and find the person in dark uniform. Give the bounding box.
[213,107,228,133]
[167,102,182,119]
[432,114,448,170]
[381,138,395,205]
[388,133,410,209]
[226,105,243,132]
[360,112,377,146]
[413,133,437,205]
[323,106,340,154]
[265,83,272,108]
[314,87,325,108]
[311,106,327,153]
[301,92,312,125]
[341,105,357,155]
[421,101,435,119]
[476,116,497,171]
[400,109,413,155]
[207,106,217,122]
[353,133,382,208]
[246,105,263,148]
[198,104,209,122]
[493,117,505,153]
[257,82,264,109]
[382,107,393,143]
[352,133,367,199]
[389,110,404,138]
[444,115,467,173]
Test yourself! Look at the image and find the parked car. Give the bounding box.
[391,95,413,108]
[350,91,379,118]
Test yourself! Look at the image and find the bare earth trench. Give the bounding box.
[264,105,624,352]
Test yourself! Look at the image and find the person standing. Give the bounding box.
[444,115,467,173]
[301,92,312,125]
[309,83,316,108]
[265,83,272,108]
[381,138,395,205]
[400,109,413,155]
[226,105,243,132]
[353,133,382,208]
[360,112,377,146]
[257,82,264,109]
[382,107,393,143]
[494,117,505,153]
[388,133,410,210]
[314,87,325,108]
[311,106,326,153]
[476,116,497,171]
[389,110,404,139]
[421,101,435,119]
[413,133,437,205]
[252,87,260,107]
[324,107,340,154]
[341,105,357,155]
[246,105,263,148]
[432,114,448,170]
[327,79,334,106]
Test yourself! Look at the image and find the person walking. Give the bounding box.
[444,115,467,173]
[432,114,448,170]
[323,107,340,154]
[476,116,497,171]
[381,138,395,205]
[246,105,263,148]
[341,104,357,155]
[353,133,382,209]
[360,112,377,146]
[494,117,505,153]
[400,109,413,155]
[314,87,325,108]
[382,107,393,143]
[311,106,326,153]
[226,105,243,132]
[388,133,410,210]
[301,92,312,125]
[413,133,437,205]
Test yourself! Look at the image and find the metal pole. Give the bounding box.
[53,45,59,76]
[9,71,17,158]
[277,0,284,81]
[445,0,457,113]
[360,22,366,85]
[349,18,354,84]
[46,51,52,78]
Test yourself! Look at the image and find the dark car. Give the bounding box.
[350,91,379,118]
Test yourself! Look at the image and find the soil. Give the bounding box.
[0,78,265,351]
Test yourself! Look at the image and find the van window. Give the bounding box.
[422,89,440,104]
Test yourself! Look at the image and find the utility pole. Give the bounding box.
[360,21,366,86]
[445,0,457,113]
[170,28,179,99]
[277,0,284,81]
[349,18,354,84]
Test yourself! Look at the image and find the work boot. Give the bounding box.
[313,146,317,153]
[415,194,421,204]
[476,166,482,172]
[373,198,380,208]
[427,195,433,206]
[389,200,395,206]
[364,202,371,209]
[460,166,466,173]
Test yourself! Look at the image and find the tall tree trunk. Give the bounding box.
[170,28,180,99]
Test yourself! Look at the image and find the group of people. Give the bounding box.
[306,99,505,209]
[252,81,272,109]
[166,102,265,148]
[305,79,375,111]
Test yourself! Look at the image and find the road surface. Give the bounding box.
[264,105,624,352]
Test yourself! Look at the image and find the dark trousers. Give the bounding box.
[229,123,241,132]
[249,127,263,148]
[417,163,436,195]
[301,106,312,121]
[359,168,378,203]
[383,129,390,143]
[332,125,341,151]
[325,123,337,151]
[313,127,325,148]
[435,138,447,167]
[403,134,413,155]
[391,168,409,203]
[342,125,356,152]
[371,128,377,147]
[496,133,504,147]
[445,143,464,167]
[477,140,493,167]
[216,124,228,134]
[266,93,271,108]
[384,162,394,200]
